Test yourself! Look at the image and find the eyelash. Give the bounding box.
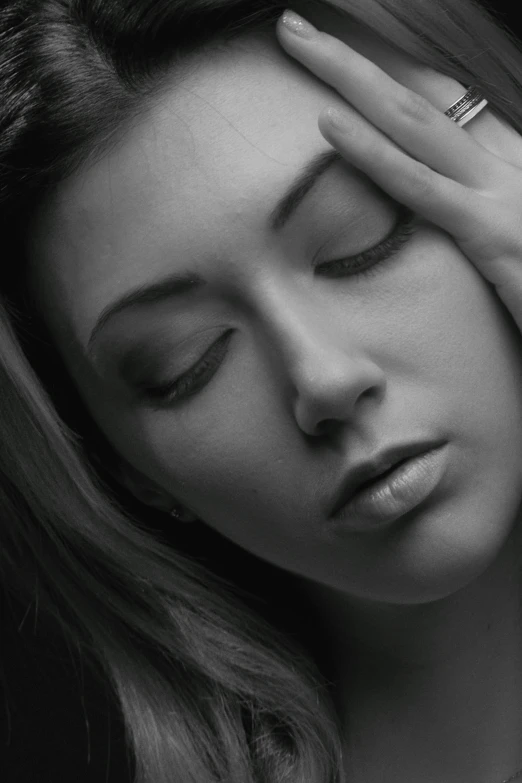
[142,207,418,407]
[314,205,417,279]
[142,329,234,407]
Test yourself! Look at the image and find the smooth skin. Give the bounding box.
[27,5,522,781]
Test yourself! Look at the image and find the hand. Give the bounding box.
[276,11,522,331]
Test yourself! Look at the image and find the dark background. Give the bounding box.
[483,0,522,40]
[1,2,521,781]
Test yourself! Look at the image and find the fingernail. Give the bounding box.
[281,9,317,39]
[323,107,352,133]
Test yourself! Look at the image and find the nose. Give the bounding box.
[292,345,386,437]
[267,303,387,438]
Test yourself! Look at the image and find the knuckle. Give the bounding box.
[406,163,436,198]
[399,91,435,126]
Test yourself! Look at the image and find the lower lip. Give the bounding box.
[332,445,447,529]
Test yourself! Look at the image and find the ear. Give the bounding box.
[117,460,172,510]
[113,458,197,520]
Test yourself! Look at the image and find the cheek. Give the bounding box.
[124,410,310,569]
[91,348,296,523]
[400,227,522,455]
[140,391,304,532]
[391,225,522,391]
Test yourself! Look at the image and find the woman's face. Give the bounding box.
[28,12,522,605]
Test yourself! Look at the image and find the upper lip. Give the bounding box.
[328,439,445,518]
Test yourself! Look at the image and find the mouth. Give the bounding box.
[329,439,447,520]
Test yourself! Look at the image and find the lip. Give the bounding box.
[328,439,447,524]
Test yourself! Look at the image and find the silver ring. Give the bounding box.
[444,85,489,126]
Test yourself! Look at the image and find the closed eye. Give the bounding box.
[138,329,234,409]
[314,205,418,279]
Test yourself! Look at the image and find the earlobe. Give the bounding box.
[114,458,175,512]
[169,504,198,523]
[114,459,198,521]
[127,482,173,511]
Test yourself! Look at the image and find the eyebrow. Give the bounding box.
[268,148,343,231]
[86,148,343,357]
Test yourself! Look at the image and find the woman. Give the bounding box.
[1,0,522,780]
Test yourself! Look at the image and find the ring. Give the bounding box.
[444,85,489,126]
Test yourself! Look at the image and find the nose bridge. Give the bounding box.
[272,293,347,370]
[256,279,386,434]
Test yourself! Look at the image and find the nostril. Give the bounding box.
[314,418,340,438]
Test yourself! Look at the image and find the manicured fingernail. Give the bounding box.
[323,107,352,133]
[281,9,317,39]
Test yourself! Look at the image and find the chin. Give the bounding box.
[371,497,522,606]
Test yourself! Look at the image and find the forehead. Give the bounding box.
[29,32,341,349]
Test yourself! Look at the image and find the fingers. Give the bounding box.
[276,10,498,188]
[317,105,485,242]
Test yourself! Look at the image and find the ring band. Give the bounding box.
[444,85,489,126]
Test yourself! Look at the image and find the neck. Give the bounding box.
[300,520,522,783]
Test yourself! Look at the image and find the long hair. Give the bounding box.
[0,1,521,781]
